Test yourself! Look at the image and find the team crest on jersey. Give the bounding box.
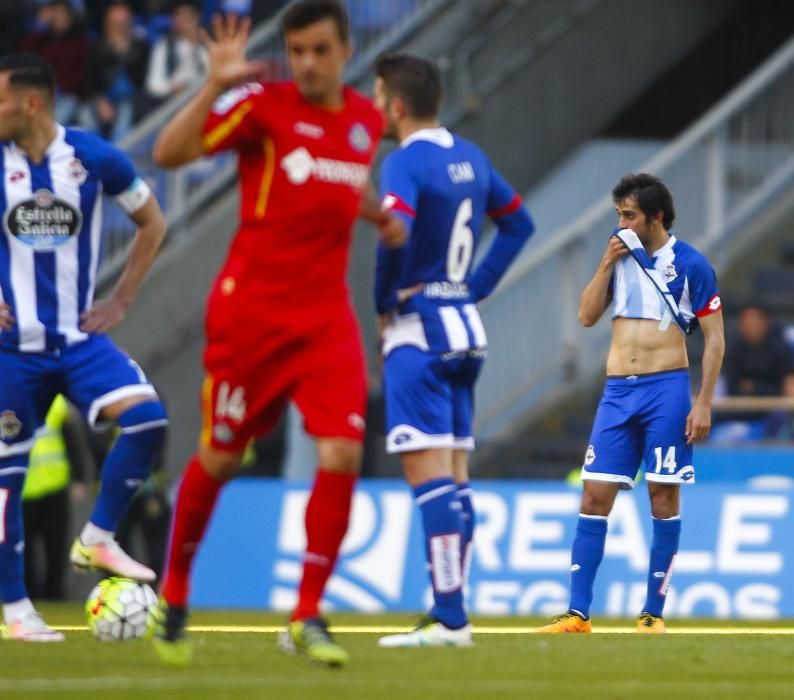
[0,410,22,440]
[663,263,677,282]
[348,123,371,152]
[4,188,83,250]
[584,444,596,465]
[68,158,88,185]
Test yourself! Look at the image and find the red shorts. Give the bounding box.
[200,296,367,452]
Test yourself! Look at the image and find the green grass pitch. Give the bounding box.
[2,605,794,699]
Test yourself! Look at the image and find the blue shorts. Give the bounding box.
[0,335,158,460]
[384,346,484,454]
[581,369,695,489]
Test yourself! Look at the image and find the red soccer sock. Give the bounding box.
[161,455,224,607]
[291,468,356,621]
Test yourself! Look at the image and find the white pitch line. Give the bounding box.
[54,625,794,635]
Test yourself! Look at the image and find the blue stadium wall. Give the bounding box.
[190,447,794,618]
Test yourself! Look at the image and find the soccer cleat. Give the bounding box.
[636,612,666,633]
[70,537,156,582]
[1,611,65,642]
[534,611,593,634]
[378,615,473,648]
[151,599,193,667]
[278,617,349,667]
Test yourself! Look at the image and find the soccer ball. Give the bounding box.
[85,576,158,641]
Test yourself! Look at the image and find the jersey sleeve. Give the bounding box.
[375,151,416,314]
[202,82,265,155]
[97,141,152,215]
[486,165,523,220]
[379,149,418,232]
[688,254,722,317]
[469,162,534,301]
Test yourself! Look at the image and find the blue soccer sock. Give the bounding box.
[414,478,467,629]
[457,482,475,584]
[643,516,681,617]
[0,459,29,604]
[569,514,608,619]
[88,402,167,534]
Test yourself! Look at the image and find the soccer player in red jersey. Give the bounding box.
[150,2,401,667]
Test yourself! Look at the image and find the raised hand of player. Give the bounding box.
[602,235,630,268]
[0,302,15,330]
[685,401,712,444]
[79,296,129,334]
[202,14,267,91]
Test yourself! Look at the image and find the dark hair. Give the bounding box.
[0,54,56,99]
[281,0,349,43]
[171,0,201,13]
[612,173,675,230]
[739,301,770,317]
[45,0,74,12]
[375,53,442,120]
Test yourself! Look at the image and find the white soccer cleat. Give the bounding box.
[70,538,156,583]
[378,616,473,648]
[1,611,65,642]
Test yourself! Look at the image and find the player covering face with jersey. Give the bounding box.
[372,54,535,648]
[150,1,404,668]
[536,174,725,634]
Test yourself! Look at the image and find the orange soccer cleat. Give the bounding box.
[535,611,593,634]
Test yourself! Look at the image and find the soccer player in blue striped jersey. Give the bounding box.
[536,173,725,634]
[0,54,167,641]
[372,54,535,648]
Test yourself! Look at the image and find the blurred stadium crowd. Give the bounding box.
[0,0,419,142]
[0,0,288,141]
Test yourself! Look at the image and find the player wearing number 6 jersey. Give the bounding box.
[372,54,534,648]
[536,173,725,635]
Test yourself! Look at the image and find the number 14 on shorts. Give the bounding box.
[653,446,677,473]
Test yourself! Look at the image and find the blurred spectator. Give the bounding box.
[23,396,91,601]
[145,0,208,103]
[84,1,148,31]
[20,0,93,125]
[721,302,794,438]
[84,2,151,141]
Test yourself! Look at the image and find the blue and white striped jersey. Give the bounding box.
[611,233,722,333]
[376,127,533,355]
[0,124,150,352]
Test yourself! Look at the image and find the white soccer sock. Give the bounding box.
[3,597,35,624]
[80,522,115,546]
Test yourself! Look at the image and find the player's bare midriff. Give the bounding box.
[606,317,688,376]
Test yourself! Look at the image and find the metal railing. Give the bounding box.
[96,0,451,286]
[475,34,794,439]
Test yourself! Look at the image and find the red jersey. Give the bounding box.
[201,81,383,308]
